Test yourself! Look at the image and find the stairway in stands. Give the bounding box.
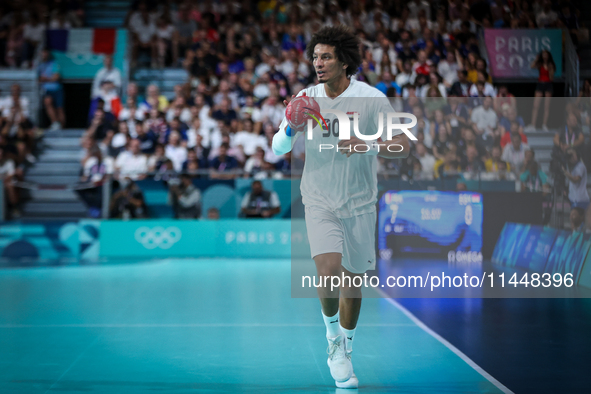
[20,129,87,220]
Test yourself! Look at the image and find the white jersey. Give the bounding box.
[278,79,402,218]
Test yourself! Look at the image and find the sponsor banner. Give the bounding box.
[484,29,562,78]
[99,219,294,258]
[0,220,100,266]
[492,224,591,284]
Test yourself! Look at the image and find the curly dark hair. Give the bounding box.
[306,25,362,79]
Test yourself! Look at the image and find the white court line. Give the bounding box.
[376,288,514,394]
[0,323,416,328]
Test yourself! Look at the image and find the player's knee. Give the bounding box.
[43,96,53,106]
[314,254,342,277]
[341,277,362,298]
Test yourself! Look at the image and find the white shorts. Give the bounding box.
[305,206,377,274]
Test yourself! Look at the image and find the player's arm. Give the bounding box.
[376,134,410,159]
[272,119,301,155]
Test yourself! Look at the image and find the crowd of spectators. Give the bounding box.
[0,1,85,69]
[69,0,588,219]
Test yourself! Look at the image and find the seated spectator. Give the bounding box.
[86,108,115,141]
[499,104,525,140]
[446,96,470,140]
[78,146,113,218]
[563,148,590,211]
[449,70,470,97]
[145,108,168,142]
[165,97,192,124]
[126,82,140,103]
[432,128,452,161]
[182,148,202,174]
[91,55,122,99]
[414,142,436,180]
[430,109,451,144]
[187,117,211,151]
[169,174,201,218]
[260,95,284,128]
[396,60,413,87]
[470,96,498,147]
[109,180,148,219]
[520,156,550,193]
[129,2,156,67]
[21,12,45,68]
[163,117,188,144]
[434,148,461,178]
[438,51,460,87]
[1,84,30,121]
[485,145,511,173]
[148,144,166,172]
[135,120,157,154]
[114,138,148,181]
[240,180,281,218]
[105,121,128,158]
[500,121,527,149]
[38,49,65,130]
[165,131,187,172]
[92,81,122,119]
[553,112,585,157]
[462,145,485,177]
[469,72,496,98]
[502,133,530,175]
[140,84,169,113]
[155,15,178,68]
[570,207,586,233]
[210,143,239,179]
[207,207,220,220]
[0,147,19,218]
[244,146,274,179]
[494,85,517,115]
[118,97,145,137]
[375,71,401,96]
[212,98,238,124]
[175,5,196,56]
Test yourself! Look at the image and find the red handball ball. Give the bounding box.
[285,94,321,131]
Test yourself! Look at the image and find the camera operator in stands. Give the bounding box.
[240,180,281,218]
[109,179,148,219]
[169,173,201,219]
[551,112,585,196]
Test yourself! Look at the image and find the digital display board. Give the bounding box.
[378,191,483,261]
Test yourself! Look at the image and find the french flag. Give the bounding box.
[46,28,116,55]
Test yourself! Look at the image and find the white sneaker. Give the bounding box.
[335,349,358,388]
[542,124,549,132]
[525,124,535,132]
[50,122,61,131]
[336,372,358,389]
[327,335,353,382]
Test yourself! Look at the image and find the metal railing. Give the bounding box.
[564,28,580,97]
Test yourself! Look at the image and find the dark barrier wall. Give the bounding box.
[482,192,543,259]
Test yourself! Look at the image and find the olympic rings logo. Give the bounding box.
[134,226,182,250]
[66,53,104,66]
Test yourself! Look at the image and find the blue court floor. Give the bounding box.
[0,259,510,393]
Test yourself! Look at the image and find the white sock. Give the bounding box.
[322,310,341,338]
[340,326,356,352]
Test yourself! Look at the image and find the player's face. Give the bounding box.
[312,44,346,83]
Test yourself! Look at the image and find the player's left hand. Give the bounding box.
[338,136,370,158]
